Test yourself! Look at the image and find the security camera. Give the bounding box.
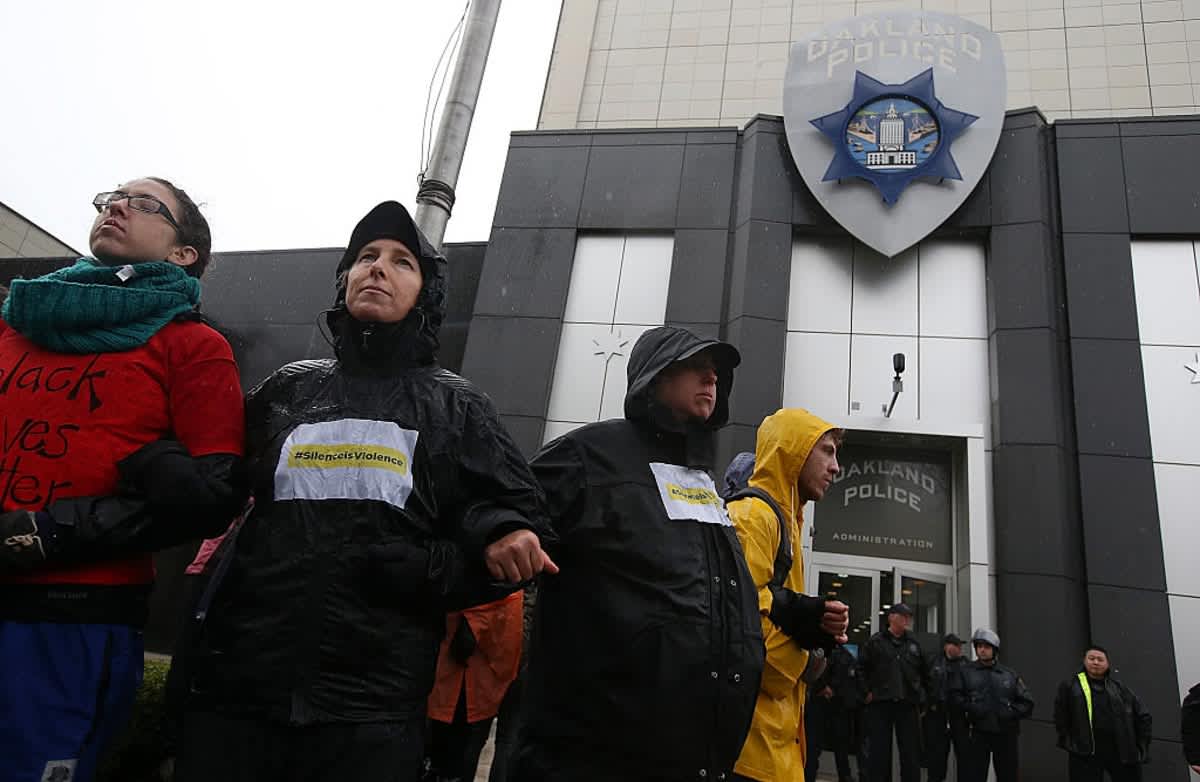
[893,353,906,375]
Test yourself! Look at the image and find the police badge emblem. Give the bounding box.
[783,11,1006,257]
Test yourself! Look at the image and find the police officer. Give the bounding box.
[805,643,867,782]
[861,603,929,782]
[924,633,968,782]
[950,628,1034,782]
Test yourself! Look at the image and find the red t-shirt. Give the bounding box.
[0,319,245,586]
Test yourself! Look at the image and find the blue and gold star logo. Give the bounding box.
[811,69,977,205]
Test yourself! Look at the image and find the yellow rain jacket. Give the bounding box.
[729,408,837,782]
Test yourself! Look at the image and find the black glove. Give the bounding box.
[768,586,829,649]
[0,510,57,573]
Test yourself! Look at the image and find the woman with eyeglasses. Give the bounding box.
[0,177,247,782]
[171,201,556,782]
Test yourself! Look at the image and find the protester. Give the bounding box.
[172,201,555,782]
[514,327,762,782]
[1054,645,1152,781]
[0,178,246,782]
[861,603,929,781]
[805,642,866,782]
[951,628,1034,782]
[721,411,851,782]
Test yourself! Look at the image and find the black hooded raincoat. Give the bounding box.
[191,219,551,725]
[517,326,764,782]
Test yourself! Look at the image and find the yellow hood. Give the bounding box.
[748,407,838,521]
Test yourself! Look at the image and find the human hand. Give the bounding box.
[484,529,559,583]
[819,686,833,699]
[865,692,874,705]
[0,510,52,572]
[1190,765,1199,774]
[822,600,850,643]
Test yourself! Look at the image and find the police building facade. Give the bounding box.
[452,2,1199,779]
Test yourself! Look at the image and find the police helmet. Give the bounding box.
[971,627,1000,650]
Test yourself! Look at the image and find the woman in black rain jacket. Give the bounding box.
[173,202,555,782]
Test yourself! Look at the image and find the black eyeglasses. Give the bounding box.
[93,191,181,233]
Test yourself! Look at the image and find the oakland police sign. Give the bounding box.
[783,11,1006,257]
[813,446,952,564]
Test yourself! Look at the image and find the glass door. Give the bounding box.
[893,566,951,657]
[813,566,878,656]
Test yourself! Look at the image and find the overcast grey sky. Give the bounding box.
[0,0,561,254]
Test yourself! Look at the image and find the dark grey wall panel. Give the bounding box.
[735,119,795,227]
[676,142,737,229]
[989,119,1053,226]
[992,445,1083,580]
[1087,585,1181,740]
[578,145,685,228]
[204,248,339,326]
[1070,338,1151,458]
[727,220,792,322]
[1062,234,1140,341]
[945,171,992,229]
[722,315,786,430]
[472,228,577,319]
[492,145,590,228]
[1019,720,1065,782]
[1057,137,1130,234]
[1123,135,1200,234]
[1078,454,1166,591]
[459,316,561,418]
[990,329,1064,446]
[996,573,1090,725]
[665,229,731,325]
[988,223,1057,331]
[500,414,547,459]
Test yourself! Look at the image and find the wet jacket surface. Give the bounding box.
[1054,672,1151,764]
[1184,682,1200,766]
[193,227,550,725]
[950,660,1034,735]
[520,326,764,781]
[728,408,835,782]
[928,652,966,707]
[862,628,930,705]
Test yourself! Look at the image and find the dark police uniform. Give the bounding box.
[860,619,929,782]
[950,658,1034,782]
[923,641,968,782]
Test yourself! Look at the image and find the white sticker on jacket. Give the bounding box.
[649,462,731,526]
[274,419,419,510]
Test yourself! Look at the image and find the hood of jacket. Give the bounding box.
[623,326,740,430]
[748,408,838,527]
[325,204,447,370]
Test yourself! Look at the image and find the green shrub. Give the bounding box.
[97,656,173,782]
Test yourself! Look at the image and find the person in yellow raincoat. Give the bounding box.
[727,408,851,782]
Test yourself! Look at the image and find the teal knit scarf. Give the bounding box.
[2,258,201,353]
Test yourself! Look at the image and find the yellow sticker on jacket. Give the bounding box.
[649,462,731,526]
[275,419,419,510]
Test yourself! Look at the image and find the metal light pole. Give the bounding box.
[415,0,503,249]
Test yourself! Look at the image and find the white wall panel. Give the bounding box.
[613,234,674,325]
[848,334,919,419]
[851,244,918,336]
[542,420,582,445]
[1169,595,1200,704]
[1131,240,1200,346]
[546,323,612,423]
[782,331,850,420]
[1154,463,1200,599]
[919,240,989,339]
[787,237,853,333]
[1141,344,1200,466]
[562,235,625,324]
[920,338,991,433]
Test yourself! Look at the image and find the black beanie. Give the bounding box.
[337,201,424,278]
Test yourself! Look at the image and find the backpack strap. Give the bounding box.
[726,487,792,589]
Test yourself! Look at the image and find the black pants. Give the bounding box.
[961,730,1018,782]
[805,696,856,781]
[865,700,921,782]
[487,669,525,782]
[922,705,968,782]
[1068,752,1144,782]
[427,689,496,782]
[174,710,425,782]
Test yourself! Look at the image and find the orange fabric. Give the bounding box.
[427,590,523,723]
